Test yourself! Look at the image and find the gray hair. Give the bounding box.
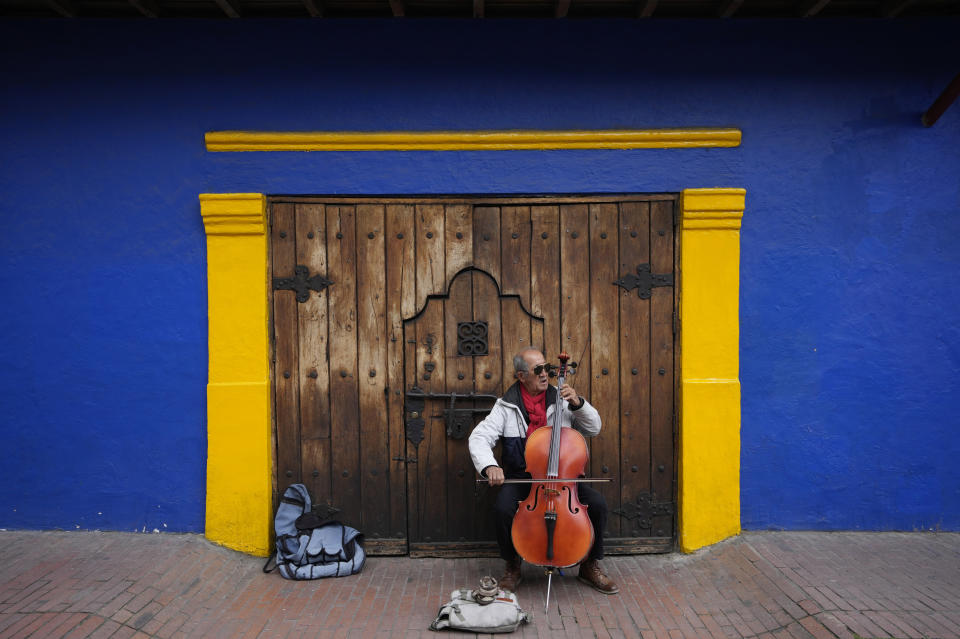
[513,354,529,374]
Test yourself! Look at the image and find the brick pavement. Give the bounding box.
[0,531,957,638]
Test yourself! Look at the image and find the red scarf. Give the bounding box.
[520,385,547,437]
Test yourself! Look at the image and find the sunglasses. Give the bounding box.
[529,364,552,376]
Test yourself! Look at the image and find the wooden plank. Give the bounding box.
[881,0,916,17]
[44,0,76,17]
[618,202,652,537]
[415,299,447,543]
[472,206,501,285]
[637,0,658,17]
[559,204,591,388]
[407,537,673,558]
[649,200,676,539]
[413,202,448,544]
[530,205,560,356]
[797,0,830,17]
[213,0,241,18]
[326,204,362,529]
[415,203,446,309]
[922,72,960,128]
[271,202,301,491]
[603,537,673,554]
[470,270,501,540]
[444,204,473,283]
[387,204,415,545]
[301,0,323,17]
[410,541,499,558]
[357,204,389,538]
[444,271,475,542]
[402,319,421,543]
[275,195,678,205]
[501,297,532,395]
[128,0,160,18]
[501,206,532,386]
[717,0,743,17]
[473,270,503,395]
[295,203,331,507]
[500,206,531,298]
[588,202,621,536]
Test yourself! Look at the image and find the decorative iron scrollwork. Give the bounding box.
[273,265,333,303]
[457,321,489,356]
[613,264,674,300]
[613,493,675,529]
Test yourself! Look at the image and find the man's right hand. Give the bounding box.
[485,466,505,486]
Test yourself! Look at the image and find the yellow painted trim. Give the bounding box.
[205,128,742,152]
[199,193,273,557]
[678,188,745,552]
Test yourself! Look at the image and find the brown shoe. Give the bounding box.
[499,558,523,592]
[577,559,619,594]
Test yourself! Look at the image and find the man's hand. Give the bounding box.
[558,382,583,408]
[485,466,505,486]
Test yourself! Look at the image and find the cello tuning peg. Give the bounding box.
[548,370,557,378]
[569,361,578,368]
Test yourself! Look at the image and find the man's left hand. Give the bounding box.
[558,382,583,408]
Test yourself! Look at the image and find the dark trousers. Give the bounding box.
[494,482,607,563]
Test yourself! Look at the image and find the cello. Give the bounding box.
[510,351,597,610]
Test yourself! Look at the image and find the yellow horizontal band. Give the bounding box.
[200,193,266,235]
[682,216,744,231]
[682,188,747,212]
[681,188,746,231]
[205,128,742,152]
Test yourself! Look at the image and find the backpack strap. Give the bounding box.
[262,551,277,574]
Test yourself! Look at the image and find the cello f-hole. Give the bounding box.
[563,485,582,515]
[524,484,543,512]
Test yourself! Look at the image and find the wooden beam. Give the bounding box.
[922,72,960,127]
[717,0,743,18]
[45,0,76,17]
[389,0,404,17]
[797,0,830,17]
[637,0,658,18]
[880,0,916,17]
[474,0,484,17]
[128,0,160,17]
[555,0,571,18]
[302,0,323,17]
[213,0,241,18]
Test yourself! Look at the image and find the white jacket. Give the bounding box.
[468,382,601,478]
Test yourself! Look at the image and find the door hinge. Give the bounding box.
[393,456,418,464]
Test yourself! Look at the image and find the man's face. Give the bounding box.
[519,350,549,395]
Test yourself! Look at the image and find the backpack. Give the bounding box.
[429,587,530,633]
[263,484,366,580]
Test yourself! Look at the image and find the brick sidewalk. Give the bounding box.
[0,530,957,638]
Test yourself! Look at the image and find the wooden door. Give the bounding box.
[269,196,677,556]
[402,267,542,553]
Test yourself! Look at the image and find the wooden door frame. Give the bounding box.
[198,188,744,557]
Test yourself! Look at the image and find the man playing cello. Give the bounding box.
[468,347,619,595]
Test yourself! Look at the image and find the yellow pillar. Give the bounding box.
[199,193,273,556]
[678,188,745,552]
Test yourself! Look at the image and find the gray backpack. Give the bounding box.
[263,484,366,580]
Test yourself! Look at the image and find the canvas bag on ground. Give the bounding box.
[429,587,530,633]
[264,483,365,580]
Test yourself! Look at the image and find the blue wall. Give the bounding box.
[1,18,957,533]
